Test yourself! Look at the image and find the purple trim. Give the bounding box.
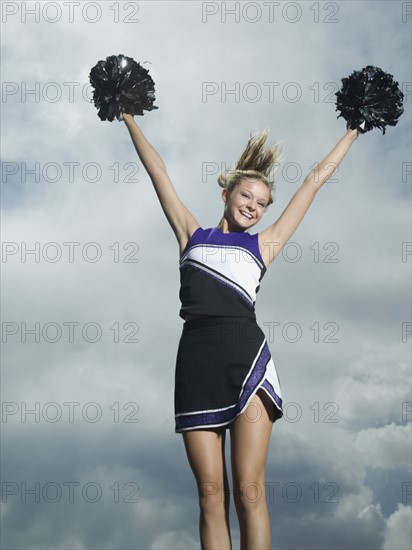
[175,341,283,432]
[182,227,265,271]
[261,379,283,411]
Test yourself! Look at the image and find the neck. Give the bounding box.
[217,217,225,231]
[217,217,248,234]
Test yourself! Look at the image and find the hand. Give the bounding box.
[345,127,359,141]
[122,113,135,125]
[346,120,364,135]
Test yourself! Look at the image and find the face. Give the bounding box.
[222,178,270,231]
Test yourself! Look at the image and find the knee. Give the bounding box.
[198,481,228,516]
[234,480,266,515]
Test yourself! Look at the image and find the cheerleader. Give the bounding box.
[123,113,359,549]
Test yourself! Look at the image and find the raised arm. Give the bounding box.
[259,128,359,267]
[123,114,200,254]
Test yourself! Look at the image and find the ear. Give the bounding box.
[221,188,228,204]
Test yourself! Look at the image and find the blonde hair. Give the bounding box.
[217,129,283,206]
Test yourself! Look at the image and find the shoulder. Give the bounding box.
[257,225,282,269]
[179,225,203,256]
[246,231,267,269]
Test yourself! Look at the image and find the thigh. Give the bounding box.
[182,428,228,499]
[229,390,274,482]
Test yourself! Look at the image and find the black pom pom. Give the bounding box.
[89,54,158,122]
[335,66,404,134]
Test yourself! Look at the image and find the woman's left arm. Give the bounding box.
[259,128,359,267]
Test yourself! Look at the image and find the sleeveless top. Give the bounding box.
[179,227,267,320]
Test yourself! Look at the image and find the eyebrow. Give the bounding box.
[240,187,269,203]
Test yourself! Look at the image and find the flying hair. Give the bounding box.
[217,129,284,206]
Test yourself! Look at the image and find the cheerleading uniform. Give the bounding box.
[174,226,283,433]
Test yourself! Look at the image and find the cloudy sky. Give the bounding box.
[1,1,411,549]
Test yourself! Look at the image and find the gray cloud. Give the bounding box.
[2,1,411,549]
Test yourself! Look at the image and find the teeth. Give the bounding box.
[241,212,252,219]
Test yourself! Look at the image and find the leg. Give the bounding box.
[229,389,275,550]
[182,428,232,550]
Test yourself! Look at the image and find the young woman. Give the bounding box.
[123,113,359,549]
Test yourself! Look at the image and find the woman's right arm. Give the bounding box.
[123,114,200,253]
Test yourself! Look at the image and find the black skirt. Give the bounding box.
[174,316,283,432]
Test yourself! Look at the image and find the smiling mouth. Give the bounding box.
[240,211,253,220]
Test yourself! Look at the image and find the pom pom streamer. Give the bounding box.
[89,54,158,121]
[335,65,404,134]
